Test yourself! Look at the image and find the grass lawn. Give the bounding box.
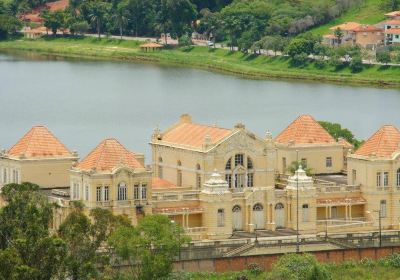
[180,264,400,280]
[1,36,400,87]
[311,0,386,35]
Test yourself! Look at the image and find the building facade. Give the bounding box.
[69,138,152,225]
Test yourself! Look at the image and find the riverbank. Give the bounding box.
[1,37,400,87]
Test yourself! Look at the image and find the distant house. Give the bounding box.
[323,22,384,49]
[383,18,400,45]
[22,26,48,39]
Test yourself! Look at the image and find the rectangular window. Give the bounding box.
[235,174,245,188]
[158,165,163,179]
[104,186,109,201]
[301,158,307,168]
[177,170,182,187]
[196,174,201,189]
[85,185,89,201]
[235,154,244,167]
[384,172,389,187]
[96,186,102,202]
[73,183,79,200]
[282,157,286,173]
[247,173,254,187]
[141,184,147,199]
[352,169,357,185]
[377,172,382,187]
[3,168,7,184]
[217,209,225,227]
[326,157,332,168]
[225,174,232,188]
[134,184,139,199]
[302,204,309,222]
[380,200,387,218]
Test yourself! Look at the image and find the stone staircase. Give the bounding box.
[223,243,255,257]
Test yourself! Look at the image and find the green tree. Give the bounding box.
[260,35,286,56]
[87,0,110,39]
[286,38,315,58]
[0,14,21,39]
[288,161,313,176]
[41,10,66,35]
[0,183,66,280]
[269,253,331,280]
[109,215,190,280]
[377,51,391,65]
[319,120,362,148]
[349,55,363,73]
[334,27,344,45]
[58,203,128,280]
[111,0,129,39]
[381,0,400,11]
[70,20,90,35]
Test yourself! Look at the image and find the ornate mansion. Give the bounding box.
[1,114,400,240]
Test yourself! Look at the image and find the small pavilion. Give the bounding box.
[140,42,164,52]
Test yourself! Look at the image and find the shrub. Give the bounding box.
[70,21,90,35]
[376,51,391,64]
[314,59,326,69]
[247,263,263,276]
[178,34,192,47]
[360,258,375,268]
[349,56,363,73]
[330,55,346,70]
[269,253,331,280]
[291,52,309,66]
[380,253,400,268]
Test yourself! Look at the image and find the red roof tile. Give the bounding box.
[77,138,143,172]
[338,138,354,149]
[386,28,400,34]
[8,126,72,159]
[329,22,361,31]
[275,115,335,145]
[160,115,232,148]
[46,0,69,11]
[385,19,400,25]
[355,125,400,158]
[152,177,177,189]
[352,25,383,32]
[385,11,400,17]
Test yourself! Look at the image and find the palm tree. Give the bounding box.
[88,1,107,39]
[112,2,129,39]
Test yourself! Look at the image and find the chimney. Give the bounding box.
[179,114,192,123]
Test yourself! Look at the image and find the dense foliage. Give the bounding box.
[319,120,363,148]
[0,183,188,280]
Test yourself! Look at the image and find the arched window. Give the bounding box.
[275,203,284,210]
[118,182,127,201]
[158,157,163,179]
[196,164,201,189]
[225,154,255,189]
[397,168,400,187]
[253,203,263,211]
[177,160,182,167]
[232,205,241,212]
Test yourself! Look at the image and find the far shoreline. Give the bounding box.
[1,37,400,89]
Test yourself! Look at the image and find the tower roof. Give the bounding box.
[275,115,335,145]
[77,138,143,172]
[8,125,73,159]
[156,114,233,149]
[355,125,400,158]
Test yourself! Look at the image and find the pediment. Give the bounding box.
[212,130,265,155]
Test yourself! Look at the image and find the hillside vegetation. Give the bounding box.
[311,0,387,35]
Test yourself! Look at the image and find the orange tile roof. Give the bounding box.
[275,115,335,145]
[352,25,383,32]
[161,118,232,149]
[384,19,400,25]
[386,28,400,34]
[329,22,361,31]
[77,138,143,172]
[354,125,400,158]
[385,11,400,17]
[152,177,177,189]
[338,138,354,149]
[46,0,69,11]
[8,126,73,159]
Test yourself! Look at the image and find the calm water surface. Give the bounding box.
[1,52,400,162]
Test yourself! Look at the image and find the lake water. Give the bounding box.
[1,51,400,162]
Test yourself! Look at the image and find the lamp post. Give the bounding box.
[370,210,382,247]
[296,149,300,253]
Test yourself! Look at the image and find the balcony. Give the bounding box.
[316,184,360,193]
